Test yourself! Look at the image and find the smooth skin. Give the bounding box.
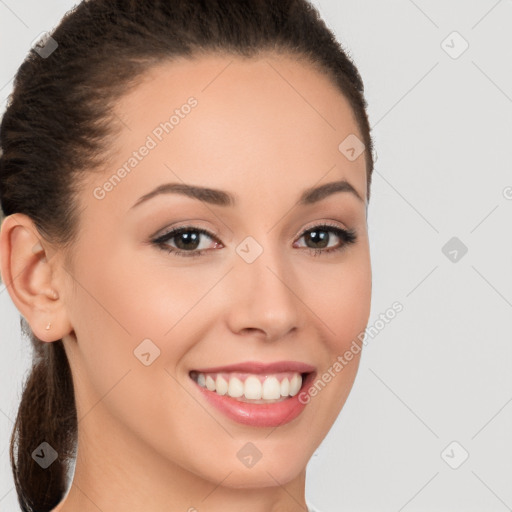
[0,53,372,512]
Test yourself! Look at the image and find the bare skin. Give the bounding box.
[0,53,371,512]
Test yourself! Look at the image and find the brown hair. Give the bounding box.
[0,1,374,510]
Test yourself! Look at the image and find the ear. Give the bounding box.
[0,213,73,342]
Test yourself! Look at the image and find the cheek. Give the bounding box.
[72,240,209,346]
[330,269,372,351]
[301,247,371,407]
[65,247,222,421]
[301,249,372,352]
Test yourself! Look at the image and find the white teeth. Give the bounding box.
[206,375,216,391]
[289,374,302,396]
[228,377,244,398]
[280,378,290,397]
[262,376,281,400]
[216,375,228,395]
[244,376,262,399]
[194,371,304,401]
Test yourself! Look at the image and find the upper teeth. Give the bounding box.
[194,372,303,400]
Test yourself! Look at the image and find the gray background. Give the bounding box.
[1,1,511,511]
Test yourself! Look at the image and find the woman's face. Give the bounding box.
[59,53,371,491]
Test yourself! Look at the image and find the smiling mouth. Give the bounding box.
[189,370,310,404]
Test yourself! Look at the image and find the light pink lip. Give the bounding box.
[191,360,316,374]
[189,362,317,427]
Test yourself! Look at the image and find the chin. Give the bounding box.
[213,461,307,490]
[199,437,315,490]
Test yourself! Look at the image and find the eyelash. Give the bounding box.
[151,222,357,258]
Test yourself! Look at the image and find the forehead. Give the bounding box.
[89,52,367,213]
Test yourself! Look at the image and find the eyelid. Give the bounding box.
[151,221,221,240]
[152,225,221,245]
[293,219,349,240]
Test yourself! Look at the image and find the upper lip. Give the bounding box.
[191,360,316,374]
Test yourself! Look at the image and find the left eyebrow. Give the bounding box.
[298,179,364,205]
[129,178,364,210]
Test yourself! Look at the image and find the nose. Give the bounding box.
[224,244,302,342]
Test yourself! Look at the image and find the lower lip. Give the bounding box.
[193,373,315,428]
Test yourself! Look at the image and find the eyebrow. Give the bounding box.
[130,179,364,210]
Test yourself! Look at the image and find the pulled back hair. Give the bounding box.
[0,1,374,510]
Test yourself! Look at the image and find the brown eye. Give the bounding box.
[294,224,357,255]
[152,226,221,257]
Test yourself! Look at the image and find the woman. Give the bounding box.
[0,1,374,510]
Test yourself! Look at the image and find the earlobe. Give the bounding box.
[0,213,72,343]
